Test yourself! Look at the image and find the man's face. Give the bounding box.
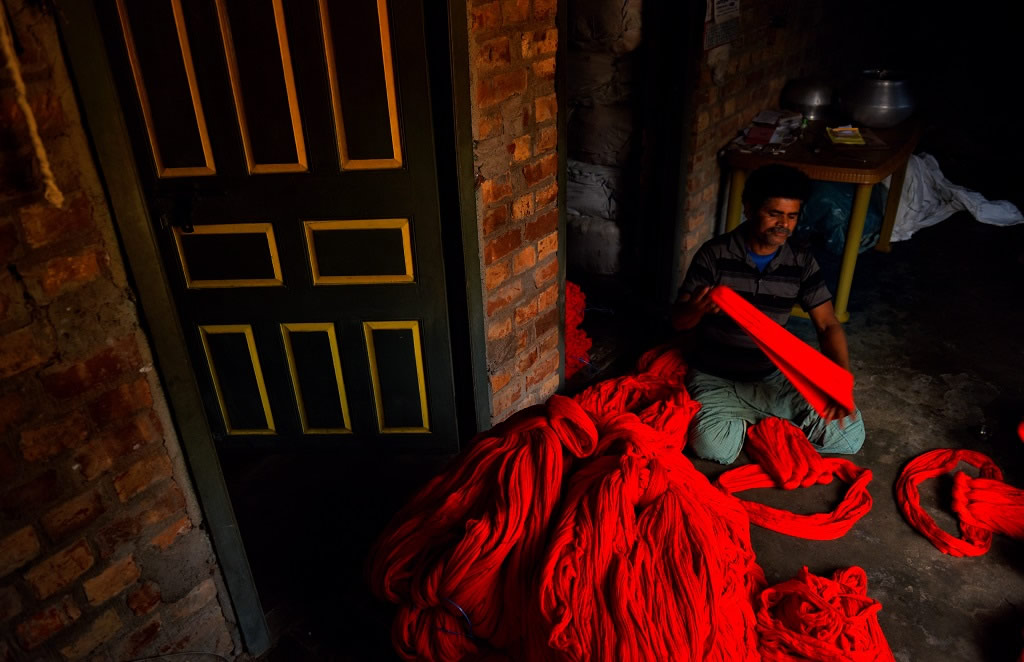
[749,197,802,249]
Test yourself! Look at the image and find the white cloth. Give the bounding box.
[890,153,1024,242]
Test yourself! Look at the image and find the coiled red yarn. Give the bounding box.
[952,471,1024,540]
[895,449,1003,557]
[756,566,895,662]
[745,418,833,489]
[565,281,591,379]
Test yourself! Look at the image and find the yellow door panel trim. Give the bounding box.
[318,0,403,170]
[115,0,216,177]
[280,323,353,434]
[198,324,276,435]
[213,0,308,174]
[304,219,414,285]
[363,320,430,434]
[173,223,284,288]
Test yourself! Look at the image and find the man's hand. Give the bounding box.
[671,286,721,330]
[821,399,855,429]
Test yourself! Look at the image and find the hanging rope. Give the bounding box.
[895,448,1003,557]
[756,566,895,662]
[0,3,65,208]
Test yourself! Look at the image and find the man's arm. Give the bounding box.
[671,286,721,330]
[808,300,854,423]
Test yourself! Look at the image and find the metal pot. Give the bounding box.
[780,78,832,120]
[841,70,915,128]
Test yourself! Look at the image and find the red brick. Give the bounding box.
[485,261,511,291]
[539,372,560,399]
[167,578,217,623]
[510,134,531,162]
[535,307,559,337]
[486,316,512,340]
[127,581,162,616]
[15,595,81,649]
[501,0,529,23]
[88,378,154,428]
[481,175,513,204]
[0,322,56,380]
[536,126,558,155]
[516,347,539,373]
[523,153,557,187]
[516,327,530,352]
[59,608,123,659]
[470,1,501,31]
[17,195,93,250]
[95,482,185,558]
[150,516,191,549]
[512,246,536,275]
[539,329,559,353]
[84,555,140,605]
[514,296,539,326]
[19,411,91,462]
[532,57,556,80]
[115,618,162,660]
[477,36,511,70]
[477,69,527,107]
[1,88,64,138]
[512,193,534,219]
[40,337,140,400]
[490,371,512,394]
[538,231,558,260]
[482,204,510,236]
[0,584,22,623]
[26,249,106,300]
[24,539,94,599]
[0,526,41,579]
[1,470,60,518]
[0,391,27,438]
[113,453,173,502]
[486,279,523,316]
[484,228,521,265]
[522,29,558,58]
[476,113,503,140]
[527,351,559,388]
[535,93,557,124]
[533,258,558,287]
[0,220,19,265]
[538,282,558,311]
[41,490,105,541]
[526,208,558,241]
[534,0,557,20]
[492,380,523,421]
[73,411,162,481]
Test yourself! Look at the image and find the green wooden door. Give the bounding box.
[96,0,461,452]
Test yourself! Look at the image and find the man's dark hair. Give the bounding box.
[741,165,812,212]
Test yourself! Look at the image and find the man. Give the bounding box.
[672,164,864,464]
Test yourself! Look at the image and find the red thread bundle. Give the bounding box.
[565,281,591,379]
[952,471,1024,540]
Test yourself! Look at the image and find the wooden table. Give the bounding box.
[723,120,920,322]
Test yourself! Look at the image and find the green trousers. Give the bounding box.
[684,368,865,465]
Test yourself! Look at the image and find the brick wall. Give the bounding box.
[0,3,237,659]
[467,0,562,424]
[675,1,848,294]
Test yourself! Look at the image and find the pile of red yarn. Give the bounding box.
[564,280,591,379]
[370,346,895,661]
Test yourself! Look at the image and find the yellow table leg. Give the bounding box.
[833,183,873,322]
[875,157,910,253]
[725,169,746,231]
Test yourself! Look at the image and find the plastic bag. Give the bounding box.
[796,181,886,255]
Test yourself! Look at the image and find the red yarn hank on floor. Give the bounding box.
[716,457,873,541]
[708,285,855,417]
[745,418,833,489]
[895,448,1004,557]
[757,566,895,662]
[952,471,1024,540]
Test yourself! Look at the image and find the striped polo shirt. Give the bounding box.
[680,223,832,381]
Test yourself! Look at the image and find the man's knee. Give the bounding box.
[816,411,866,455]
[688,416,748,464]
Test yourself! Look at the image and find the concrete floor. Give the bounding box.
[255,210,1024,660]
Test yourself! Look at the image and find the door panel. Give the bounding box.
[98,0,461,455]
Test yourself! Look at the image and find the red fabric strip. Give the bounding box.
[708,285,855,416]
[895,448,1003,557]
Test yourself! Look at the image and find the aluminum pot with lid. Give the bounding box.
[841,70,915,128]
